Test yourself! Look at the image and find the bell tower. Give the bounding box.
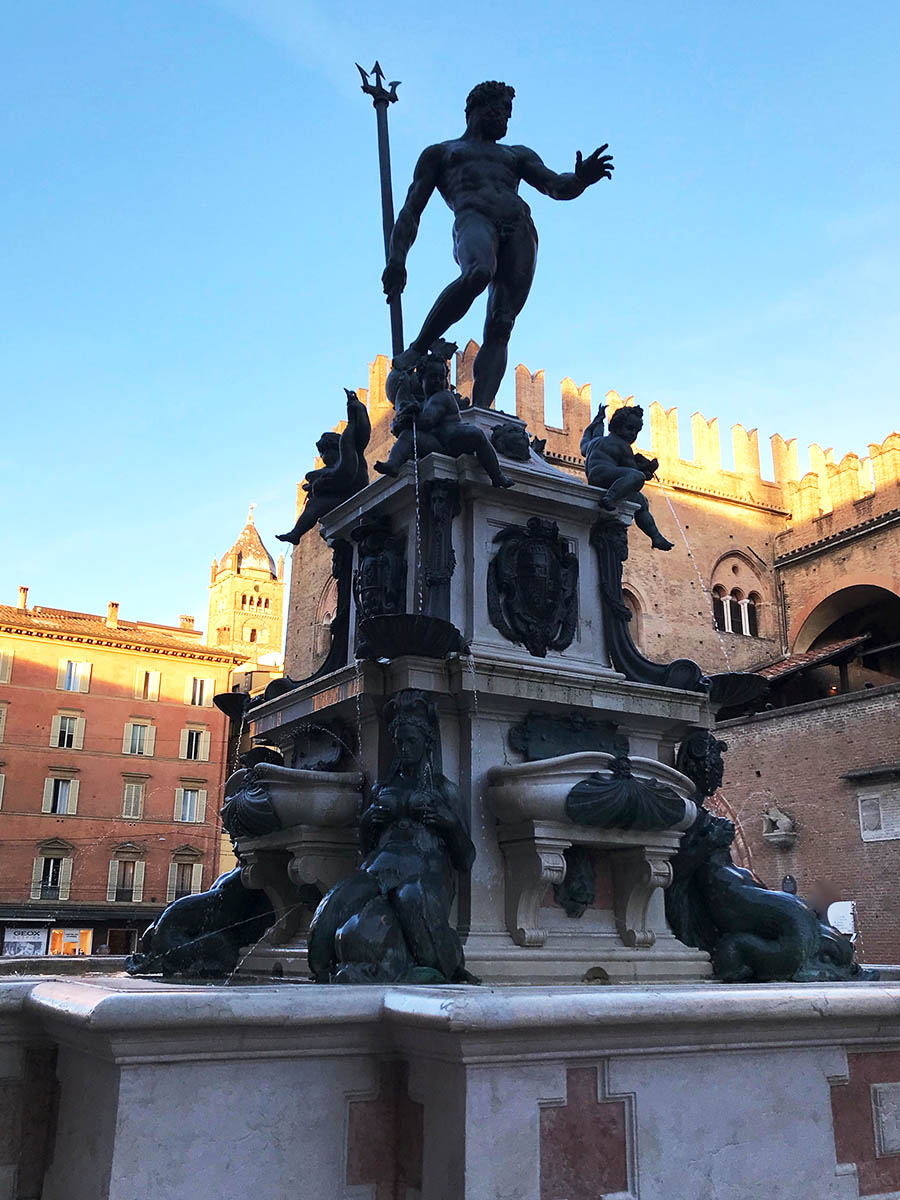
[207,505,285,668]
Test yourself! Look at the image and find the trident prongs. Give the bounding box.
[356,61,400,105]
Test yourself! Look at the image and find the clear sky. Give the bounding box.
[2,1,898,632]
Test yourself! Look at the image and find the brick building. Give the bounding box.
[0,591,244,957]
[282,343,900,961]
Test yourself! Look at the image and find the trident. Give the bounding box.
[356,61,404,357]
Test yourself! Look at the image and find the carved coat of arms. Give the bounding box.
[487,517,578,657]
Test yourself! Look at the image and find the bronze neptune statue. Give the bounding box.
[383,81,614,408]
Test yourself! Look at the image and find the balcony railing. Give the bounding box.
[115,887,135,902]
[39,884,60,900]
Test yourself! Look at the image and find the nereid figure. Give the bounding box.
[307,689,476,984]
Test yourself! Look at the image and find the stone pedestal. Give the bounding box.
[244,441,713,984]
[17,975,900,1200]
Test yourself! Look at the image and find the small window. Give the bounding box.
[0,648,13,684]
[51,779,71,814]
[241,595,247,609]
[0,704,7,742]
[188,678,212,707]
[122,782,144,819]
[264,599,270,611]
[130,724,146,755]
[712,586,727,632]
[123,721,154,756]
[59,660,90,693]
[41,856,62,898]
[57,715,77,748]
[42,777,79,815]
[175,787,206,823]
[106,857,144,903]
[174,862,193,899]
[248,628,257,643]
[136,670,160,702]
[746,593,761,638]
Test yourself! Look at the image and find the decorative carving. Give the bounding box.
[125,867,276,977]
[508,711,628,762]
[220,747,284,841]
[762,803,798,848]
[290,721,352,772]
[487,517,578,657]
[239,849,312,946]
[277,390,371,545]
[498,833,570,946]
[352,516,407,625]
[566,756,693,831]
[307,689,476,983]
[675,729,727,798]
[490,421,531,461]
[610,847,673,948]
[590,514,709,690]
[423,478,461,621]
[530,435,547,457]
[553,845,595,917]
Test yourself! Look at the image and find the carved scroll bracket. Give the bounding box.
[609,847,674,949]
[240,848,307,946]
[497,830,571,947]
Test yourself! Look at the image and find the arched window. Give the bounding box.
[241,594,247,609]
[264,599,270,611]
[728,589,744,634]
[746,592,760,638]
[248,628,257,643]
[622,588,642,646]
[712,586,727,632]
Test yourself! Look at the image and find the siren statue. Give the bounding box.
[382,80,614,408]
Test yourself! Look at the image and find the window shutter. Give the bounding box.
[0,773,5,809]
[203,679,215,707]
[174,788,184,820]
[59,857,73,900]
[78,662,91,693]
[132,861,145,903]
[184,677,195,705]
[196,790,207,823]
[166,863,178,903]
[178,729,189,759]
[199,731,211,762]
[149,671,160,702]
[190,864,203,894]
[31,858,44,899]
[0,706,6,741]
[74,717,85,750]
[133,667,144,699]
[122,723,134,754]
[144,725,156,756]
[42,778,54,812]
[57,659,68,689]
[50,715,61,747]
[106,860,119,901]
[0,648,12,683]
[68,779,80,815]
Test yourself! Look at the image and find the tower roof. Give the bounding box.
[221,505,277,577]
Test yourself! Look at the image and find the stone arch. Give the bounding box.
[792,583,900,652]
[708,550,769,638]
[621,584,644,646]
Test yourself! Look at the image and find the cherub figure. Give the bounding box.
[277,389,371,545]
[581,404,673,551]
[374,347,514,488]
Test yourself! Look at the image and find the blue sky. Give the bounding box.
[2,1,898,631]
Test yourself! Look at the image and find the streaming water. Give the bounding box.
[657,482,733,669]
[411,419,425,614]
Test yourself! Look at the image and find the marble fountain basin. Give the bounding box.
[249,763,364,828]
[486,751,697,830]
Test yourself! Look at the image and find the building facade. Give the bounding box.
[282,343,900,960]
[0,591,244,957]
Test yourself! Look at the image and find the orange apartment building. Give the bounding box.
[0,589,245,957]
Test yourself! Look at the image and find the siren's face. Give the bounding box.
[394,723,426,766]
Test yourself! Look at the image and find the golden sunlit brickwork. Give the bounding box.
[0,592,245,957]
[285,342,899,681]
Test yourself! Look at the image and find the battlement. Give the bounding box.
[340,346,899,535]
